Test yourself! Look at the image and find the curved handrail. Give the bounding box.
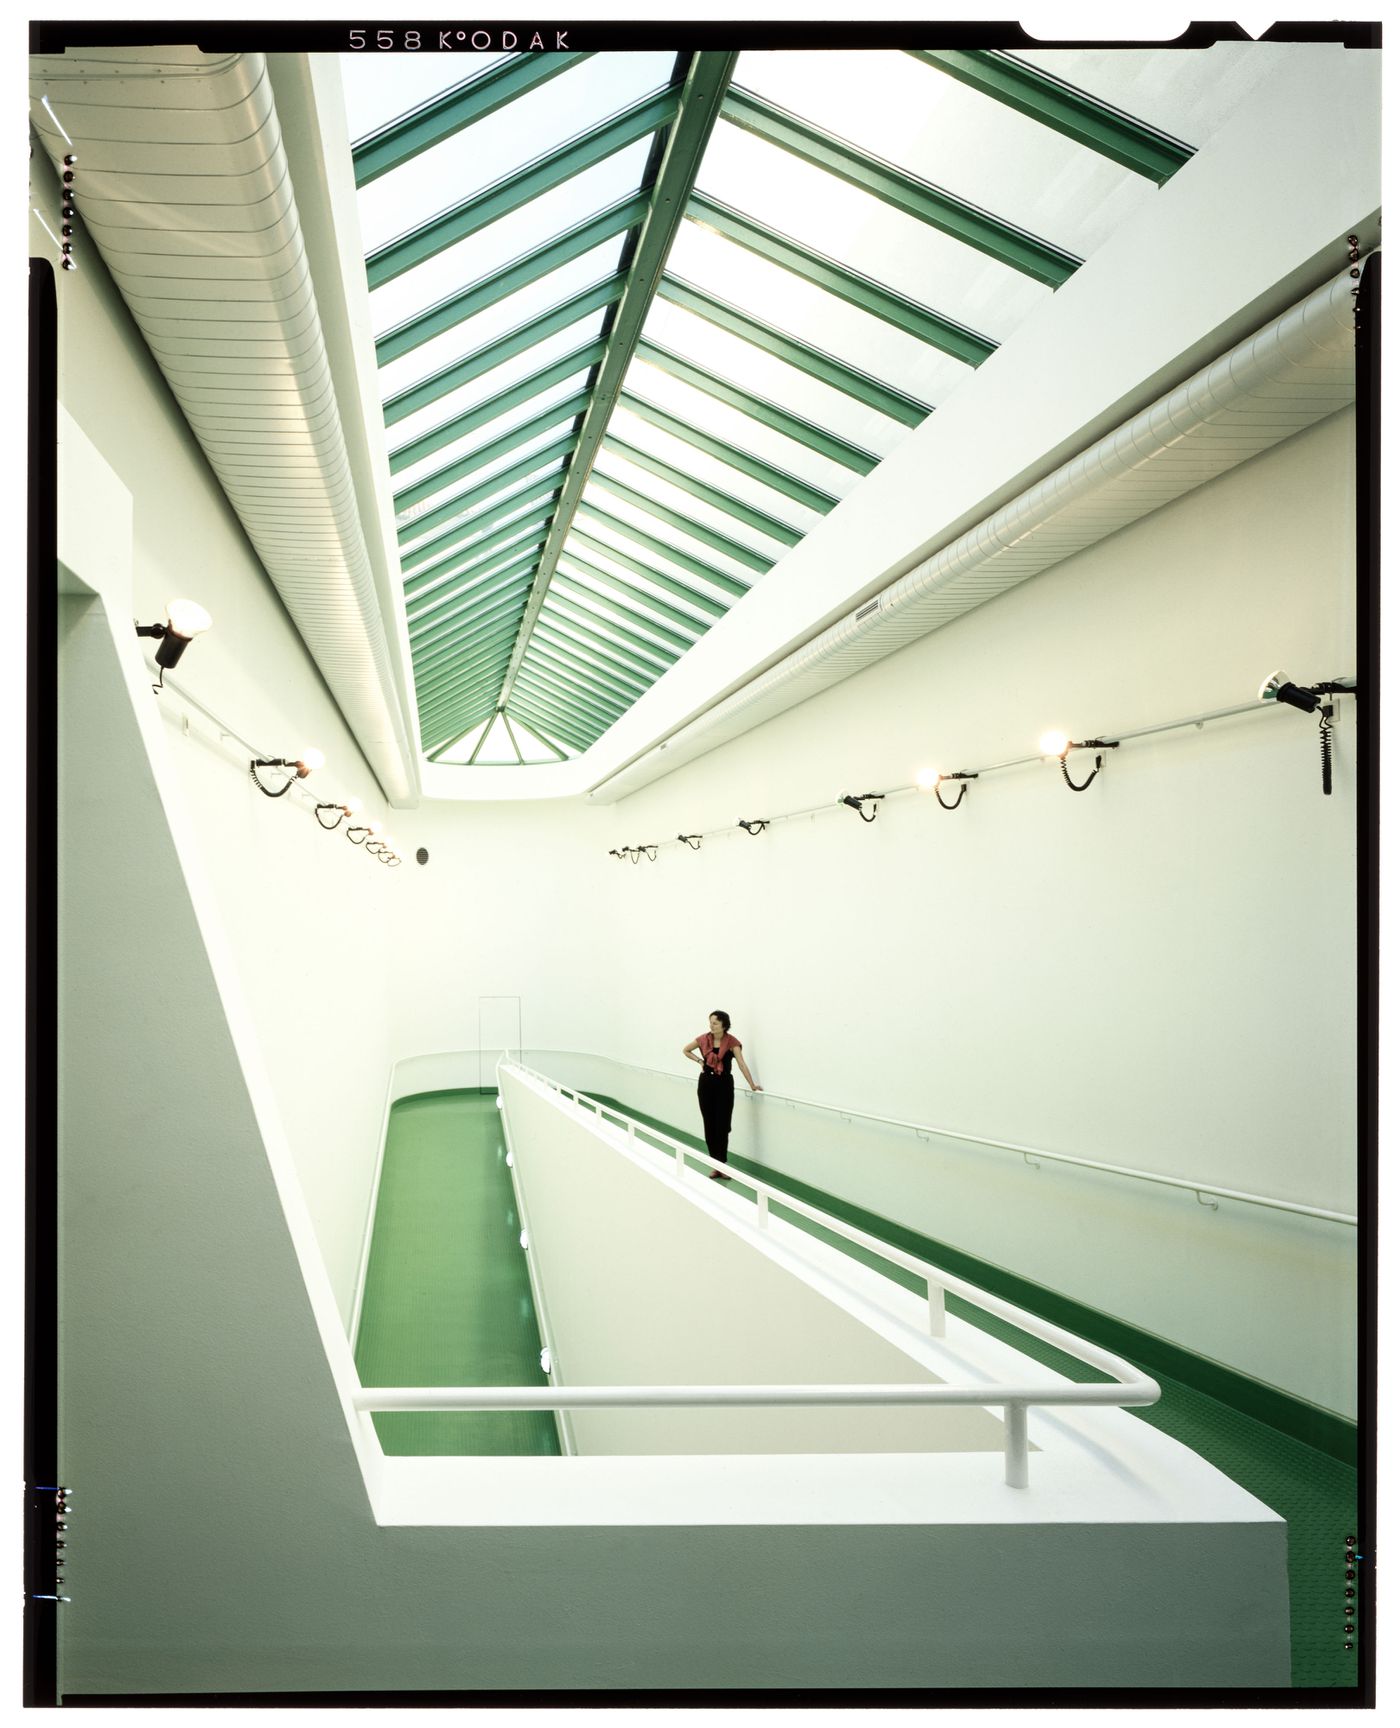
[352,1059,1164,1488]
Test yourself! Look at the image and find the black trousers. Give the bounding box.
[696,1074,734,1163]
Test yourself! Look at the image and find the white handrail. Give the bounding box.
[350,1059,1164,1488]
[549,1051,1356,1227]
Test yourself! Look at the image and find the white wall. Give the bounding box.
[588,412,1358,1415]
[40,166,397,1327]
[503,1068,1006,1455]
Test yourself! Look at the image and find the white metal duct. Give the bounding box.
[30,47,419,804]
[590,268,1358,802]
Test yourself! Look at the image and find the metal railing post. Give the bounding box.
[927,1281,946,1337]
[757,1192,769,1229]
[1003,1403,1029,1489]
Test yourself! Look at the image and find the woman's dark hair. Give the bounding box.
[709,1009,731,1032]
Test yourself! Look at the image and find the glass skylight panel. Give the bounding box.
[663,223,975,410]
[390,368,596,495]
[577,481,757,586]
[556,543,715,635]
[540,602,672,671]
[401,462,566,570]
[396,419,583,533]
[432,713,495,764]
[406,518,551,608]
[356,54,675,255]
[376,236,631,402]
[386,310,611,451]
[367,141,657,337]
[556,558,707,646]
[592,447,797,564]
[695,125,1051,338]
[731,50,1157,265]
[622,359,865,500]
[606,402,824,535]
[340,53,509,141]
[1012,45,1266,146]
[638,298,910,462]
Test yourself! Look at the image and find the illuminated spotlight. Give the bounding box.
[135,598,212,688]
[250,747,324,797]
[1038,729,1118,793]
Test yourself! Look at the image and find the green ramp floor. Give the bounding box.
[354,1090,559,1456]
[586,1092,1359,1693]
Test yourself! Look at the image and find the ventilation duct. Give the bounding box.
[589,267,1359,803]
[30,48,419,805]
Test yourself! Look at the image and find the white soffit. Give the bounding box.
[29,47,420,805]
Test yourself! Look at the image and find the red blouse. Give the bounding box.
[699,1032,739,1077]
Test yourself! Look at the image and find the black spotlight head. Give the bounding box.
[416,847,429,866]
[1258,670,1322,714]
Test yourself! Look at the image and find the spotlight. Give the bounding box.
[250,747,324,797]
[737,817,768,835]
[915,767,940,791]
[838,792,883,823]
[923,770,976,810]
[1257,670,1321,713]
[642,844,658,861]
[134,598,212,687]
[314,796,362,831]
[1258,672,1357,795]
[539,1347,552,1376]
[678,834,702,850]
[1039,729,1119,792]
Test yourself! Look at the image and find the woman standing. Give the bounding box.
[683,1011,761,1178]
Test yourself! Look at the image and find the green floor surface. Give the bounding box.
[353,1091,558,1457]
[587,1092,1359,1692]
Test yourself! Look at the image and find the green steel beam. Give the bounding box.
[618,392,840,514]
[417,647,519,718]
[422,680,513,744]
[721,85,1080,287]
[500,708,567,762]
[425,712,495,762]
[407,542,545,633]
[686,193,998,368]
[907,49,1193,184]
[388,338,607,475]
[393,390,591,515]
[635,339,877,474]
[518,666,628,732]
[410,565,538,650]
[417,636,521,710]
[366,83,683,289]
[542,580,684,660]
[353,52,595,186]
[375,193,651,367]
[415,624,522,699]
[405,519,554,618]
[410,583,537,666]
[403,476,564,585]
[656,276,930,429]
[560,535,719,625]
[615,393,833,514]
[552,574,695,656]
[383,275,627,427]
[532,624,652,695]
[535,590,674,663]
[397,436,576,547]
[508,692,596,753]
[419,643,522,717]
[405,495,555,584]
[536,604,673,678]
[421,682,506,742]
[412,596,532,672]
[558,543,714,629]
[503,707,571,760]
[406,563,535,646]
[600,434,801,545]
[587,468,774,574]
[495,51,740,714]
[528,638,644,707]
[576,498,752,596]
[524,637,636,708]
